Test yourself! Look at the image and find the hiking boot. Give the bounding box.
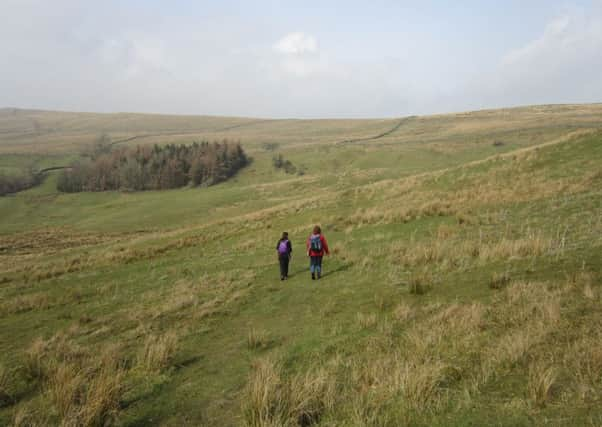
[281,276,285,281]
[311,273,316,280]
[317,272,321,279]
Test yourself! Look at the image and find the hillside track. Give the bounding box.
[335,116,415,145]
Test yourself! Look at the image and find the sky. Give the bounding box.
[1,0,602,118]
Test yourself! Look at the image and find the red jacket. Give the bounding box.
[307,234,329,257]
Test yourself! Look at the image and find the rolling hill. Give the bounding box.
[0,104,601,426]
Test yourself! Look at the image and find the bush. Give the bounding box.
[272,154,297,174]
[0,170,42,196]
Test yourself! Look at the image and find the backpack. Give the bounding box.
[310,234,322,252]
[278,239,289,255]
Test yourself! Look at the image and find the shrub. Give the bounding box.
[0,170,42,196]
[272,154,297,174]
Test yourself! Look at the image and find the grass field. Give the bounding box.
[0,105,601,426]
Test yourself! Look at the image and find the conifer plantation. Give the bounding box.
[57,141,248,192]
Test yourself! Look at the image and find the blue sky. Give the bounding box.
[1,0,601,117]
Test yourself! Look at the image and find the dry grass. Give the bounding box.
[18,333,126,426]
[0,292,51,316]
[136,331,178,372]
[350,354,449,415]
[564,330,602,403]
[490,271,511,289]
[528,363,558,407]
[241,358,335,427]
[24,337,51,381]
[11,404,49,427]
[408,270,432,295]
[392,302,415,322]
[0,364,11,406]
[248,328,271,350]
[77,365,124,426]
[48,363,84,420]
[46,361,124,426]
[388,230,556,274]
[356,313,378,329]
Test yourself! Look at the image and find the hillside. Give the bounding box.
[0,105,601,426]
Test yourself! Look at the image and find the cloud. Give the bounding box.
[268,32,326,78]
[273,32,317,55]
[98,34,169,78]
[491,7,602,105]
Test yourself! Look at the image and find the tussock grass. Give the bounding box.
[356,313,378,329]
[47,360,124,426]
[408,270,432,295]
[392,230,557,271]
[136,331,178,372]
[0,292,51,317]
[0,364,11,407]
[392,302,415,321]
[19,334,126,426]
[242,358,335,427]
[349,354,449,415]
[490,271,511,289]
[528,363,558,407]
[12,404,49,427]
[48,363,84,420]
[24,337,51,381]
[247,328,270,350]
[565,331,602,403]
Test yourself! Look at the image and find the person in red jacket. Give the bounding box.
[306,225,329,280]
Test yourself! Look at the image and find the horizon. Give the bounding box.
[3,101,602,121]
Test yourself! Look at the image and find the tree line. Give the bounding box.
[0,170,43,196]
[57,141,248,192]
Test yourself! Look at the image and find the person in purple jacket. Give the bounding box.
[276,232,292,280]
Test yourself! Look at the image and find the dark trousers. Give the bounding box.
[279,254,290,277]
[310,256,322,274]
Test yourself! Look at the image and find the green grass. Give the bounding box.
[0,105,601,426]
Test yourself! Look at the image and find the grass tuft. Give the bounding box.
[528,363,558,407]
[247,328,271,350]
[490,271,511,289]
[241,358,334,427]
[408,270,432,295]
[0,364,12,407]
[356,313,378,329]
[136,331,178,372]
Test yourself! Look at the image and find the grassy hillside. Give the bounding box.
[0,105,601,426]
